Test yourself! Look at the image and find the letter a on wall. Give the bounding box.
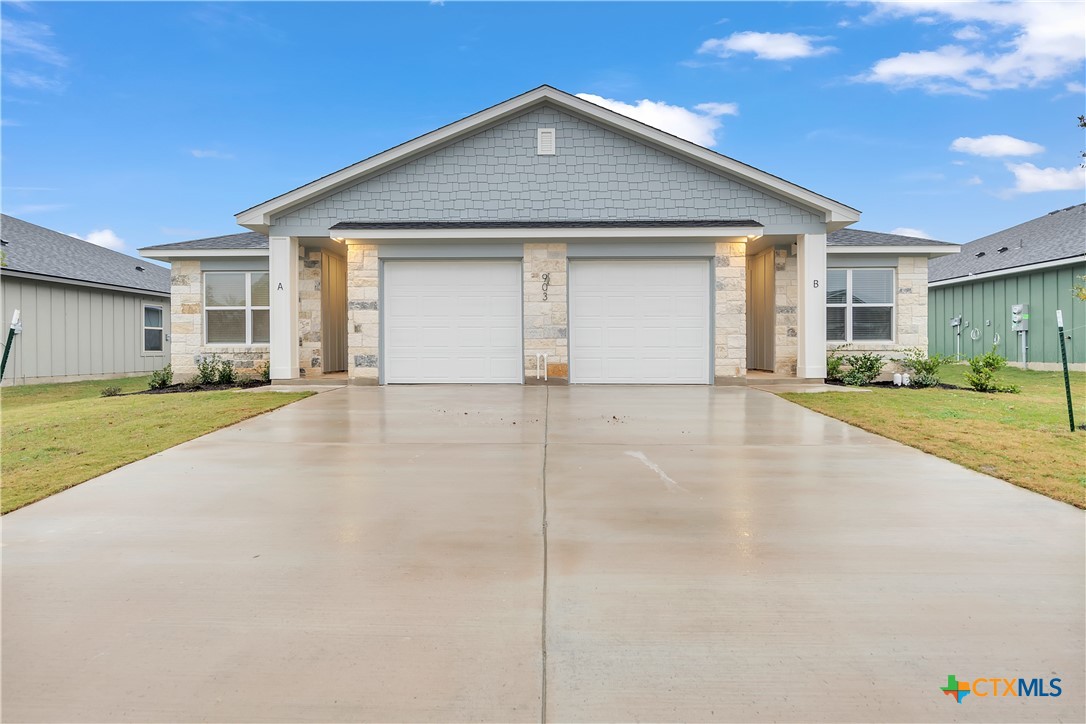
[277,282,284,290]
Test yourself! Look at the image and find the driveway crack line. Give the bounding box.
[540,385,549,724]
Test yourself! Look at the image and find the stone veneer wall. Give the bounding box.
[523,243,568,381]
[298,248,322,376]
[347,243,380,383]
[774,249,798,376]
[826,255,930,375]
[167,259,269,380]
[713,241,747,379]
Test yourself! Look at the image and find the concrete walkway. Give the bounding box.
[2,386,1082,722]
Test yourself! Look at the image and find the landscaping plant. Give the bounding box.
[900,348,951,388]
[193,354,220,385]
[256,361,271,383]
[148,364,173,390]
[826,344,849,382]
[965,346,1020,393]
[100,386,121,397]
[840,351,885,387]
[215,359,237,385]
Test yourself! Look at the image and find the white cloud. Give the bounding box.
[890,227,933,239]
[950,134,1044,157]
[952,25,983,42]
[4,68,64,92]
[69,229,126,251]
[0,18,67,67]
[859,1,1086,94]
[1067,81,1086,94]
[575,93,738,147]
[1005,162,1086,194]
[699,31,835,61]
[189,149,234,159]
[965,175,983,186]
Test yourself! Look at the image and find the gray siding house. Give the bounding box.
[929,203,1085,370]
[141,86,955,385]
[1,215,171,385]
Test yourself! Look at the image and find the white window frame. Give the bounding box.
[142,303,165,354]
[827,268,895,343]
[203,271,270,346]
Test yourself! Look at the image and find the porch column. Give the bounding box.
[796,232,827,379]
[269,235,299,380]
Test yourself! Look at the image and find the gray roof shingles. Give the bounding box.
[1,214,170,294]
[331,219,762,230]
[929,203,1085,283]
[139,231,269,252]
[827,228,955,248]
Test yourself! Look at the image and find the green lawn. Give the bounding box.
[780,365,1086,508]
[1,376,311,514]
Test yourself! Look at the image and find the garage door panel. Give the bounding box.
[383,261,523,384]
[570,260,711,384]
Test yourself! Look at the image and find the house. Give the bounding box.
[139,85,956,385]
[928,204,1085,371]
[1,215,171,385]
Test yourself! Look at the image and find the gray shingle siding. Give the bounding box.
[273,106,822,230]
[929,203,1085,283]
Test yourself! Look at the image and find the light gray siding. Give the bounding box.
[273,105,821,230]
[1,275,170,385]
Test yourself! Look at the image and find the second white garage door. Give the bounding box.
[570,259,712,384]
[383,260,522,383]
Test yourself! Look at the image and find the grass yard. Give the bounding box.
[1,376,311,514]
[781,365,1086,508]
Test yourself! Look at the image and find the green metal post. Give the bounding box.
[0,310,19,382]
[1056,310,1075,433]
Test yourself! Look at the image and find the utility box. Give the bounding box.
[1011,304,1029,332]
[950,315,962,328]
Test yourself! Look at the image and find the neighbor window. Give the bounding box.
[826,268,894,342]
[204,272,270,345]
[143,305,164,352]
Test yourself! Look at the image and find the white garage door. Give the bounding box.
[570,259,712,384]
[383,260,522,383]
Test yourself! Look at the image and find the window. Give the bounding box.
[143,305,164,352]
[826,268,894,342]
[204,272,270,345]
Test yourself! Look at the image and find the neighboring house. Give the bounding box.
[140,85,956,385]
[928,204,1085,371]
[1,215,171,385]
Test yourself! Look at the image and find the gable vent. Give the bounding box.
[537,128,556,155]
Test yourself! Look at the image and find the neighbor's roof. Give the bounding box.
[828,228,956,248]
[139,231,269,252]
[236,85,860,232]
[1,214,170,294]
[929,203,1086,283]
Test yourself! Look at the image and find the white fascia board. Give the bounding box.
[929,255,1086,288]
[332,227,763,241]
[827,245,961,257]
[139,248,269,261]
[237,86,859,229]
[2,269,170,298]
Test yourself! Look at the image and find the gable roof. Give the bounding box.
[1,214,170,295]
[141,231,269,252]
[236,85,860,233]
[828,228,956,247]
[929,203,1086,283]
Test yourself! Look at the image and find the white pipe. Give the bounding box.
[535,352,549,381]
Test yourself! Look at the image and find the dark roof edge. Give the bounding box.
[931,252,1086,283]
[2,267,171,296]
[331,219,763,230]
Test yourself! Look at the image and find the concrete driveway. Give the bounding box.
[3,386,1082,723]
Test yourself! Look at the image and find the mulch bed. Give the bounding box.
[130,379,270,395]
[824,379,966,391]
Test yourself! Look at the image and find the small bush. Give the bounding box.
[215,359,237,385]
[965,346,1019,393]
[826,344,849,382]
[100,386,122,397]
[900,348,951,388]
[149,364,173,390]
[194,354,220,385]
[255,360,271,383]
[840,351,885,387]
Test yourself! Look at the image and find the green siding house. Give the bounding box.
[928,204,1085,370]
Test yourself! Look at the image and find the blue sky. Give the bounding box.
[2,1,1084,259]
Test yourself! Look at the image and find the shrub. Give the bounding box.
[965,346,1019,393]
[900,348,951,388]
[100,385,122,397]
[840,351,885,387]
[215,359,237,385]
[149,364,173,390]
[826,344,849,382]
[194,354,220,385]
[255,360,271,383]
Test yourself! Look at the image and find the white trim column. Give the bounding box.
[796,231,827,379]
[269,235,299,380]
